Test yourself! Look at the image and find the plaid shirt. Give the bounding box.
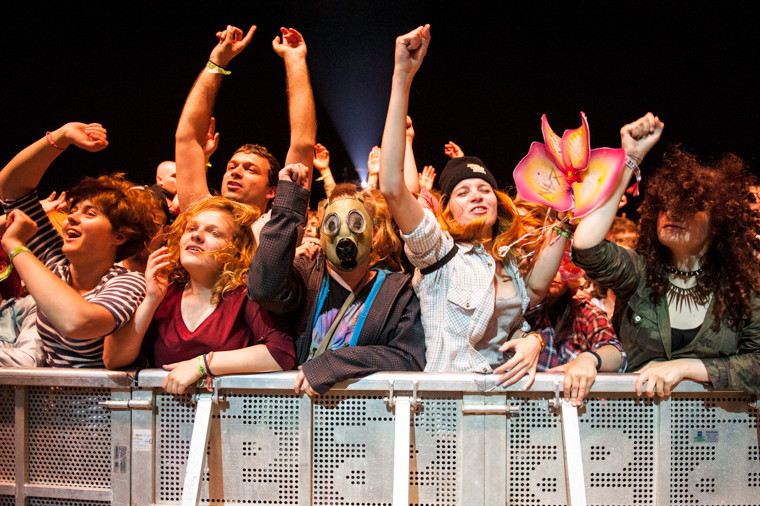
[402,209,530,373]
[535,293,627,371]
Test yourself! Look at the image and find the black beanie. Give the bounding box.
[439,156,498,196]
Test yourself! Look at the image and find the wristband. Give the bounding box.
[197,355,207,377]
[8,246,32,264]
[624,156,641,197]
[0,263,12,282]
[206,60,231,75]
[587,350,603,371]
[551,226,572,240]
[204,351,216,392]
[526,332,546,352]
[203,352,215,377]
[45,131,65,151]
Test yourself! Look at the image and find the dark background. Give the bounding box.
[3,1,757,211]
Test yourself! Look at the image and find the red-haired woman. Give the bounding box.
[108,196,296,393]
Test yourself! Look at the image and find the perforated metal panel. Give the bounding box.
[156,392,194,503]
[27,386,111,489]
[582,395,656,505]
[155,391,303,504]
[0,386,14,484]
[27,499,109,506]
[311,393,462,506]
[670,394,760,505]
[507,395,656,505]
[0,495,13,506]
[312,394,394,505]
[410,394,461,505]
[507,396,562,505]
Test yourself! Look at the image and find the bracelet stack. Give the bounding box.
[196,351,216,391]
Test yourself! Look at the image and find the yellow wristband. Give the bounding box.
[197,355,207,377]
[8,246,32,264]
[205,60,231,75]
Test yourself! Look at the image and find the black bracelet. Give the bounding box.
[588,350,602,371]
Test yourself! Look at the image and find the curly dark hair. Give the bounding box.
[637,146,760,329]
[66,173,161,262]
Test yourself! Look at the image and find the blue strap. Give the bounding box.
[349,269,386,346]
[311,273,331,331]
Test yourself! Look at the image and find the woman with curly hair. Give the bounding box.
[109,196,296,393]
[0,122,159,368]
[573,113,760,395]
[379,26,568,388]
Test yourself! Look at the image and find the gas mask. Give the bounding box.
[320,196,373,271]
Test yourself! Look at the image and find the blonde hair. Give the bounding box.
[165,197,259,306]
[366,189,404,271]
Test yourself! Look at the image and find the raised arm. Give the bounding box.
[247,164,311,315]
[175,25,256,210]
[103,247,170,369]
[403,116,421,194]
[0,123,107,200]
[523,226,570,305]
[444,141,465,159]
[274,28,317,186]
[366,146,381,190]
[313,143,336,197]
[379,25,431,234]
[573,113,664,249]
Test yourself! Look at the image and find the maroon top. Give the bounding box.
[151,284,296,370]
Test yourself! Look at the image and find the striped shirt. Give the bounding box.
[402,209,530,373]
[2,191,146,368]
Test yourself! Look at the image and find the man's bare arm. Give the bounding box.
[175,25,256,210]
[274,28,317,188]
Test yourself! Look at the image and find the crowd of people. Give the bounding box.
[1,23,758,404]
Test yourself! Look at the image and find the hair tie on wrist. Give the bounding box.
[588,350,603,371]
[45,131,65,151]
[206,60,231,75]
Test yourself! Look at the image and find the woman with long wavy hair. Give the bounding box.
[573,113,760,395]
[378,25,570,389]
[109,196,296,393]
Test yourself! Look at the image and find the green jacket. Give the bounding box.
[573,240,760,393]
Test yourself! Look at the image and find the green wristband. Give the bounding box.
[197,355,207,377]
[8,246,32,264]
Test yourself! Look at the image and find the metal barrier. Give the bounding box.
[0,369,758,505]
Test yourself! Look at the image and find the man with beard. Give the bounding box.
[175,24,316,241]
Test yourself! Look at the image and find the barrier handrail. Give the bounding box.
[0,367,136,387]
[133,369,736,394]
